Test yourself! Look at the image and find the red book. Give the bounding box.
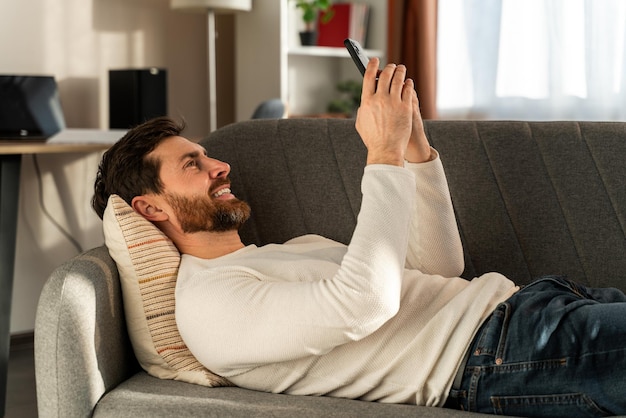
[317,3,369,48]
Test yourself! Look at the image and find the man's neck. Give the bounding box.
[174,230,245,259]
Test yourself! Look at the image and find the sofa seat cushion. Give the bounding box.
[93,372,471,418]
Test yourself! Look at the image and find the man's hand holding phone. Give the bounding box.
[355,57,413,167]
[346,38,433,164]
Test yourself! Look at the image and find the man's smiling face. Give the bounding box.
[149,135,250,234]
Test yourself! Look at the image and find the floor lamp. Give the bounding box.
[170,0,252,132]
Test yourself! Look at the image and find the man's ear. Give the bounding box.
[131,195,169,222]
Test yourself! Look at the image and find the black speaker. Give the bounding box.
[109,68,167,129]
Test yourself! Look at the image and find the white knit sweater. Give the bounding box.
[176,156,517,407]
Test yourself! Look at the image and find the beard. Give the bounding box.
[164,190,251,234]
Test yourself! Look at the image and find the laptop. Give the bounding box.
[0,75,126,144]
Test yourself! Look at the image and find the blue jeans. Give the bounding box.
[447,276,626,417]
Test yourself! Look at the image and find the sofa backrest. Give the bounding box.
[203,118,365,247]
[203,118,626,289]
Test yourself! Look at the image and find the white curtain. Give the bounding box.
[437,0,626,120]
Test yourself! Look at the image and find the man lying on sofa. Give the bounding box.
[91,58,626,417]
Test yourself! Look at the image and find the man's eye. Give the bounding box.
[185,160,197,168]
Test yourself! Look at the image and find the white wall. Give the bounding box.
[1,0,210,333]
[235,0,283,120]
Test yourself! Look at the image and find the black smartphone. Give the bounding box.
[344,38,380,83]
[343,38,370,76]
[344,38,369,76]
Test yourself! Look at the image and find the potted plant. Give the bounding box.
[292,0,334,46]
[327,80,362,117]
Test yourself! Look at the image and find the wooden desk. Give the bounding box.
[0,140,111,154]
[0,141,110,417]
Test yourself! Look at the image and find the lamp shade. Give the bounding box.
[170,0,251,13]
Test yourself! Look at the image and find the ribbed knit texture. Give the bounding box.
[176,160,517,406]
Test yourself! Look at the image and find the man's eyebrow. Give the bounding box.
[178,148,207,163]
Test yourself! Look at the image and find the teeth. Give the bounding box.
[213,188,231,198]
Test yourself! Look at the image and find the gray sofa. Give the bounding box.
[35,118,626,417]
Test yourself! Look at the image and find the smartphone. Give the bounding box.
[344,38,380,84]
[344,38,369,76]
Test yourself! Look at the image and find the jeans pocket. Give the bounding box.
[473,303,510,359]
[490,392,613,418]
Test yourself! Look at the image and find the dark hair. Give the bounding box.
[92,116,186,219]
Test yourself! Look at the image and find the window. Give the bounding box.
[437,0,626,120]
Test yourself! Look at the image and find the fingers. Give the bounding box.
[363,59,411,98]
[389,65,407,97]
[374,63,411,100]
[376,63,400,94]
[405,85,433,163]
[362,57,380,96]
[403,77,415,102]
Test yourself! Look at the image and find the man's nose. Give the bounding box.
[208,157,230,178]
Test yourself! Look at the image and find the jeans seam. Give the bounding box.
[468,366,481,412]
[483,358,568,374]
[495,302,511,361]
[489,392,613,416]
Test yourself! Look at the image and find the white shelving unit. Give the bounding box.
[235,0,387,119]
[287,46,384,58]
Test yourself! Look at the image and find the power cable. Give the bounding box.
[32,154,84,254]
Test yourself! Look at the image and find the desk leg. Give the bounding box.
[0,154,21,417]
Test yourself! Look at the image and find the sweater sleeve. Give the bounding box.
[404,153,465,277]
[176,165,416,371]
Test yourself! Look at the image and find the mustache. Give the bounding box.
[208,178,232,196]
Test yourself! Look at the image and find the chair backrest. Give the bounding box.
[250,98,285,119]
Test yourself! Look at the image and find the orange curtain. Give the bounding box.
[387,0,438,119]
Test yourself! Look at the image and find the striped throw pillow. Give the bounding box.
[102,194,231,387]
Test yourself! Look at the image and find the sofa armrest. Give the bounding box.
[35,246,138,418]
